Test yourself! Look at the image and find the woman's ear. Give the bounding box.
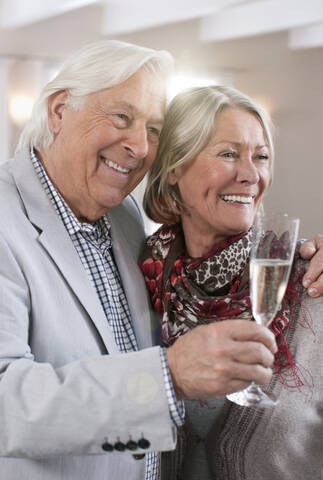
[48,90,69,135]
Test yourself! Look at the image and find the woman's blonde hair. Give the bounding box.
[144,85,274,225]
[16,39,173,152]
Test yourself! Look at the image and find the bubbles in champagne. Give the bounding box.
[250,259,291,326]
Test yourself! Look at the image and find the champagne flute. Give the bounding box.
[227,211,299,408]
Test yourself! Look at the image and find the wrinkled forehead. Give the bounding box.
[91,68,167,119]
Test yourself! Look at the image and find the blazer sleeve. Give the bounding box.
[0,232,176,458]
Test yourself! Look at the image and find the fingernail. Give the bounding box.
[308,287,318,297]
[303,278,311,288]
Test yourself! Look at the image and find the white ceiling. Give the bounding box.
[1,0,323,68]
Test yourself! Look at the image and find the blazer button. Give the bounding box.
[126,440,138,451]
[114,441,126,452]
[138,438,150,449]
[102,442,114,452]
[133,454,145,460]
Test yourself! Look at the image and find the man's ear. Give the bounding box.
[48,90,69,135]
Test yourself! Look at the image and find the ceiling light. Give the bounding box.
[9,94,34,126]
[167,75,218,101]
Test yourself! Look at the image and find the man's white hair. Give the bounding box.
[16,40,174,152]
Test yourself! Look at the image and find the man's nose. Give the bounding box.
[236,156,260,183]
[123,124,149,160]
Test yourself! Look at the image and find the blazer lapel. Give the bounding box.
[11,149,119,354]
[109,207,154,350]
[37,229,119,354]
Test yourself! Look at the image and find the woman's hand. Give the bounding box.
[166,320,277,400]
[300,235,323,297]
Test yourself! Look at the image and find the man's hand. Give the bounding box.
[300,235,323,297]
[166,320,277,400]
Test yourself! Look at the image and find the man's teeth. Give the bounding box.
[220,195,253,204]
[102,157,130,174]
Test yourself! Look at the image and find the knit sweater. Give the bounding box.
[162,256,323,480]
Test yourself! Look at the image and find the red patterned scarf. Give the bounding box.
[140,223,304,373]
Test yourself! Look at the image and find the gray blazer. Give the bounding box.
[0,149,175,479]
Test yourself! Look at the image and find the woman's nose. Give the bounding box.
[123,124,149,160]
[236,156,260,184]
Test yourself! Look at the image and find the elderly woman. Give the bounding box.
[140,86,322,480]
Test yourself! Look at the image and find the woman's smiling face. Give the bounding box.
[169,107,271,256]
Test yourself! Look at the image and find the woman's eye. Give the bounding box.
[256,154,269,161]
[221,152,236,158]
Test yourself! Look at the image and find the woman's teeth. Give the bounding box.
[220,194,252,204]
[101,157,130,174]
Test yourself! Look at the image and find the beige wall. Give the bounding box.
[234,49,323,239]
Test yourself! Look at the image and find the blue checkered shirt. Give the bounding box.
[31,150,183,480]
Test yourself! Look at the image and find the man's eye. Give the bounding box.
[221,152,235,158]
[148,127,161,137]
[112,113,130,128]
[116,113,129,122]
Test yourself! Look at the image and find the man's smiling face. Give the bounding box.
[43,67,166,222]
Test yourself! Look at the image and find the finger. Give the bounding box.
[301,235,323,290]
[303,258,323,294]
[305,276,323,298]
[227,320,278,354]
[231,341,275,368]
[208,363,273,397]
[232,363,273,386]
[211,337,275,367]
[299,239,317,260]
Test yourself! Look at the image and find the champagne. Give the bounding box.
[250,258,291,326]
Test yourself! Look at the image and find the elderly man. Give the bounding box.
[0,40,322,480]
